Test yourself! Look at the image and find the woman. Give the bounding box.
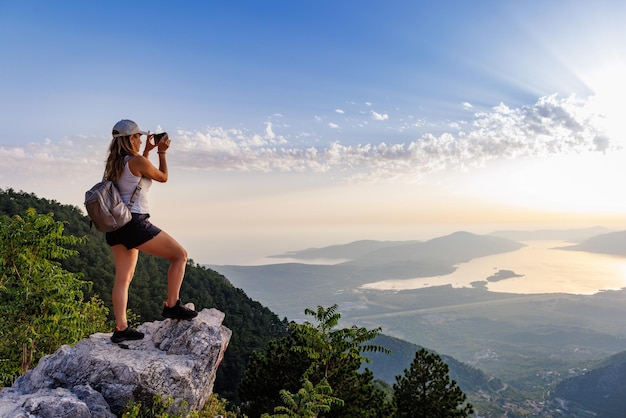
[104,119,197,344]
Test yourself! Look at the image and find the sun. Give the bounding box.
[579,59,626,145]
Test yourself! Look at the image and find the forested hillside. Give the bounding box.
[0,188,288,402]
[552,350,626,417]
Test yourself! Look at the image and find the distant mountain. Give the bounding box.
[558,230,626,256]
[209,232,524,320]
[340,231,524,267]
[269,239,422,260]
[489,226,612,242]
[270,232,522,267]
[552,350,626,417]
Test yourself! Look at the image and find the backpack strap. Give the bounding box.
[122,155,143,210]
[128,177,143,209]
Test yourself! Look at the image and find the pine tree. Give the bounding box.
[393,348,473,418]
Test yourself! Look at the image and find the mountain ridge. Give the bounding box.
[558,230,626,256]
[552,350,626,416]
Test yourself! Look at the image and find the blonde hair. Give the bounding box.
[104,136,139,181]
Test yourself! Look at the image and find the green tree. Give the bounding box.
[393,348,474,418]
[239,305,394,417]
[0,209,109,386]
[262,378,344,418]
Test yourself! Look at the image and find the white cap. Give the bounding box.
[112,119,148,137]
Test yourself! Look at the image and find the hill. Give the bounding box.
[558,230,626,256]
[552,350,626,417]
[365,334,518,414]
[489,226,612,242]
[269,239,422,260]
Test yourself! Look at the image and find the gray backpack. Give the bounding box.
[84,177,142,232]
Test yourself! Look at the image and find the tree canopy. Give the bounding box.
[393,348,474,418]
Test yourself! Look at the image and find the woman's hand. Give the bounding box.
[157,133,170,154]
[143,134,158,156]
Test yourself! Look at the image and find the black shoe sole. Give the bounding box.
[162,313,198,320]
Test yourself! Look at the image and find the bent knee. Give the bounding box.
[173,246,188,263]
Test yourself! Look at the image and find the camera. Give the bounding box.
[154,132,168,143]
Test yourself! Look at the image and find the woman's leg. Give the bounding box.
[137,230,188,307]
[111,244,139,330]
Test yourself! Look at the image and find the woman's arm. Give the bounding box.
[129,134,170,182]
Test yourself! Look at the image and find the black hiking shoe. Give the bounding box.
[111,326,145,343]
[162,300,198,320]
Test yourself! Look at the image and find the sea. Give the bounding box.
[360,240,626,295]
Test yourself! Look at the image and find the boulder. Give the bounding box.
[0,307,231,417]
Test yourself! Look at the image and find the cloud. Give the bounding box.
[335,109,345,114]
[264,122,276,139]
[0,94,613,187]
[168,94,613,181]
[371,111,389,121]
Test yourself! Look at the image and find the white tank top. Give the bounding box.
[115,156,152,214]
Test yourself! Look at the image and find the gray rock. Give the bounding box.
[0,386,111,418]
[0,307,231,417]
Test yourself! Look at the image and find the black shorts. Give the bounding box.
[105,213,162,249]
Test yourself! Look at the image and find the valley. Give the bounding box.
[209,229,626,415]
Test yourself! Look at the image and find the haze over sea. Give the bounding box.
[361,240,626,295]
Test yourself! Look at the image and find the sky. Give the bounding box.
[1,1,626,265]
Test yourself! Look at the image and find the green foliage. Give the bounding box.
[121,393,238,418]
[239,337,309,416]
[0,208,109,386]
[296,305,390,382]
[121,395,193,418]
[200,393,241,418]
[262,378,344,418]
[240,305,394,418]
[393,348,474,418]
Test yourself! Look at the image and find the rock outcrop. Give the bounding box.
[0,307,231,417]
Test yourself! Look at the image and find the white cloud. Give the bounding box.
[371,111,389,121]
[335,109,345,114]
[265,122,275,139]
[463,102,473,110]
[0,93,613,188]
[328,122,339,129]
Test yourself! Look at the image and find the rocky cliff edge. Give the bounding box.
[0,307,232,417]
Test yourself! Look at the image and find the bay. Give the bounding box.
[361,240,626,295]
